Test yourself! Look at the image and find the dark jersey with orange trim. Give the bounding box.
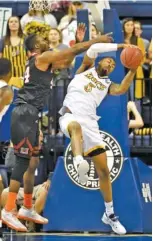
[15,56,53,111]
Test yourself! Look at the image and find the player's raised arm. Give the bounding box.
[38,35,112,65]
[76,43,130,74]
[109,69,137,95]
[109,46,143,95]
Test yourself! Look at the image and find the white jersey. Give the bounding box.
[60,67,111,120]
[0,80,10,123]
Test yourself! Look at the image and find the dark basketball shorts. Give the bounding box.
[11,103,40,159]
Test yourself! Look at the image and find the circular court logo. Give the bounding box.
[64,131,123,190]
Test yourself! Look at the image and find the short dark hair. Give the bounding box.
[0,58,11,77]
[24,34,37,52]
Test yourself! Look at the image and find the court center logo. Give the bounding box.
[64,131,123,190]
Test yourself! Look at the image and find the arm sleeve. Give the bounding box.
[86,43,118,59]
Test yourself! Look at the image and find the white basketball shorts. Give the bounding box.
[59,113,105,156]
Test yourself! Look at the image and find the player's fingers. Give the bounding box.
[82,23,85,29]
[80,23,84,28]
[78,23,83,29]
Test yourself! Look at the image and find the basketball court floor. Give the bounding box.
[1,233,152,241]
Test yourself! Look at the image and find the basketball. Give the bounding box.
[120,47,143,69]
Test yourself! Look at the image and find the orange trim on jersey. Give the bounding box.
[13,138,26,150]
[26,138,33,152]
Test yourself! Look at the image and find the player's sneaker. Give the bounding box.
[74,158,89,184]
[17,206,48,224]
[102,212,126,235]
[2,209,27,232]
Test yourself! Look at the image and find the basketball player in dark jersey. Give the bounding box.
[2,33,112,231]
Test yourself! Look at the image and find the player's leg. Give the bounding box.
[23,156,39,209]
[2,154,29,231]
[59,112,89,184]
[82,118,126,234]
[92,152,113,205]
[17,130,48,225]
[92,152,126,234]
[1,187,18,212]
[68,121,83,156]
[2,104,38,231]
[23,183,50,233]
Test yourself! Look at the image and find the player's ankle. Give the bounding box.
[105,201,114,217]
[24,193,32,209]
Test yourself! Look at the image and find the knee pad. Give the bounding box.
[11,156,30,183]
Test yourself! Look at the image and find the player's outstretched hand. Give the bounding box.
[76,23,87,43]
[123,44,140,49]
[119,44,140,49]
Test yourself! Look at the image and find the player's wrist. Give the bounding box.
[117,44,125,49]
[130,69,137,73]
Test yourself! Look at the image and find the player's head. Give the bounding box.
[96,57,116,77]
[25,34,49,54]
[0,58,12,83]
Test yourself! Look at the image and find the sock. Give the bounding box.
[73,155,84,169]
[105,201,114,217]
[73,155,84,163]
[5,192,17,212]
[24,194,32,209]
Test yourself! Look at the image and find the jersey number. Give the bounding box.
[24,66,30,83]
[84,82,95,92]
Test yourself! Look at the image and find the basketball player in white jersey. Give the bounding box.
[0,58,13,123]
[0,58,13,236]
[59,43,141,234]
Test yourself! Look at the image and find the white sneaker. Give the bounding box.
[102,212,126,235]
[2,209,27,232]
[74,158,89,184]
[17,206,48,224]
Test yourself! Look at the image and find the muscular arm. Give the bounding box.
[109,70,136,96]
[37,35,112,66]
[0,87,13,112]
[76,43,127,74]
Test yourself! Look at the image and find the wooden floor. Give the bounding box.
[1,233,152,241]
